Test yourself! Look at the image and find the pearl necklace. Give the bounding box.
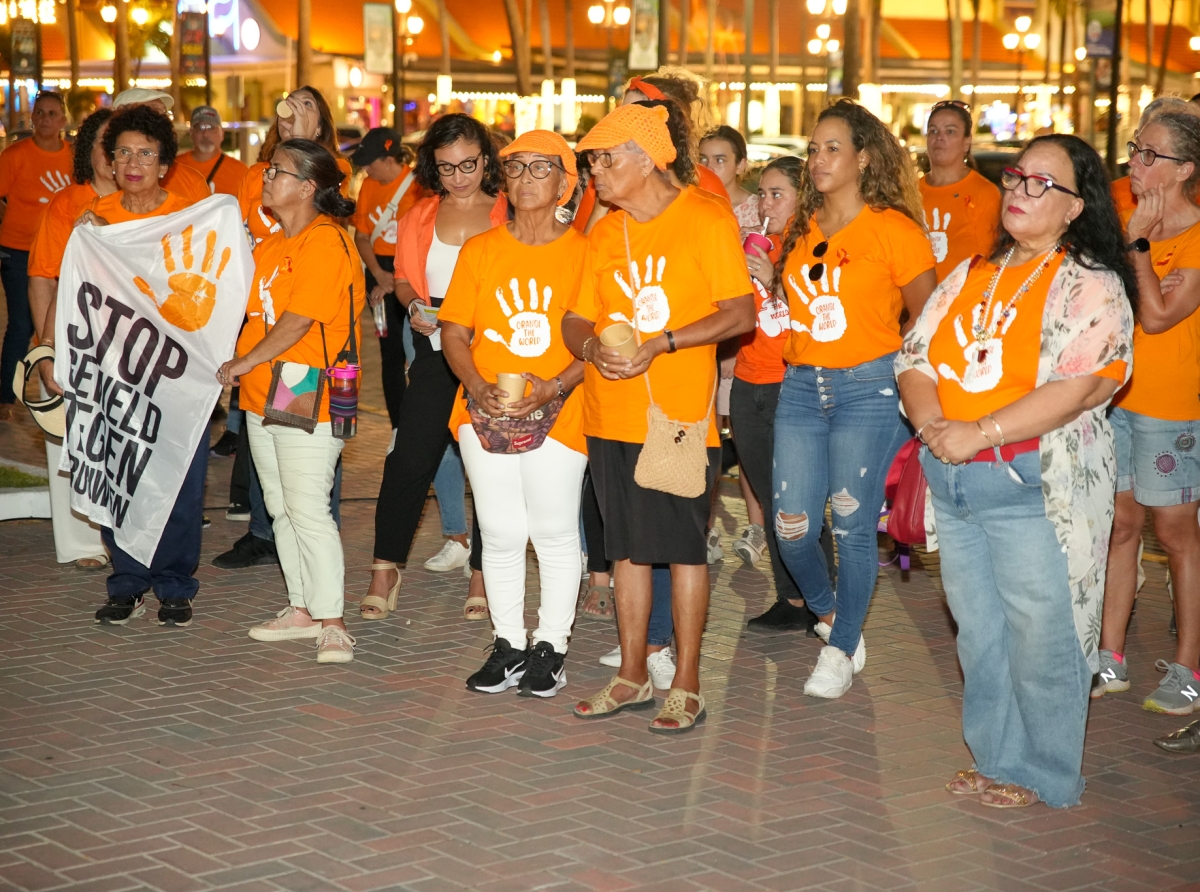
[973,243,1062,361]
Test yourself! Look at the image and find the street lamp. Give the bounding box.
[1004,15,1040,132]
[808,24,840,93]
[391,0,423,134]
[587,0,630,109]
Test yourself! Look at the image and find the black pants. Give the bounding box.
[373,334,460,563]
[581,465,610,573]
[729,376,834,603]
[366,255,407,428]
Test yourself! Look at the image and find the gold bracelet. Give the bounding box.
[986,414,1005,447]
[976,419,996,448]
[580,336,596,364]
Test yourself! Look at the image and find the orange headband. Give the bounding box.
[576,104,677,170]
[500,129,579,206]
[627,76,667,102]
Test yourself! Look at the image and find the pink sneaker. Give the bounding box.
[248,606,321,641]
[316,626,356,664]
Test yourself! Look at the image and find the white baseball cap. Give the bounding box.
[113,88,174,110]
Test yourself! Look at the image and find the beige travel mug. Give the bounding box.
[496,373,528,409]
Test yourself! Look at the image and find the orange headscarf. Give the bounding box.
[499,129,578,207]
[627,76,667,102]
[576,104,677,170]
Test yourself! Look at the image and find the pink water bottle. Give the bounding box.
[327,365,360,439]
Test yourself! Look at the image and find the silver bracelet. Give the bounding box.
[555,376,566,398]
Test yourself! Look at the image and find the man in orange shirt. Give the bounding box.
[111,88,209,203]
[175,106,249,197]
[0,90,72,415]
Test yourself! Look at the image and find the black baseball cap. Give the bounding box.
[352,127,403,166]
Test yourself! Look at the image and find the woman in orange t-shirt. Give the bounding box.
[918,100,1002,282]
[439,131,589,697]
[898,135,1135,808]
[773,100,937,700]
[563,104,755,733]
[1100,112,1200,715]
[218,140,364,664]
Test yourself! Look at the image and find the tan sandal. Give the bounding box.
[573,676,655,718]
[463,594,489,620]
[579,584,615,620]
[75,554,109,570]
[980,783,1039,809]
[945,769,990,795]
[360,562,401,620]
[648,688,706,734]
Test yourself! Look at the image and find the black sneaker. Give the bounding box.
[212,532,279,569]
[466,638,527,693]
[158,599,193,627]
[518,641,567,698]
[226,503,251,522]
[210,430,238,457]
[95,596,146,625]
[747,600,819,636]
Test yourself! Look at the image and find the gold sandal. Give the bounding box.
[648,688,706,734]
[945,769,989,795]
[980,783,1039,809]
[573,676,655,718]
[360,562,401,620]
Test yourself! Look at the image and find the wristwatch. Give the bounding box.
[1128,238,1151,253]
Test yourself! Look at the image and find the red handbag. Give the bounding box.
[885,438,927,546]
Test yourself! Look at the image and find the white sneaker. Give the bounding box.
[598,645,622,667]
[425,539,470,572]
[731,524,766,565]
[706,527,724,563]
[804,645,854,698]
[647,646,676,689]
[814,619,866,674]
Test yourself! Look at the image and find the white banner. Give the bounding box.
[54,194,253,564]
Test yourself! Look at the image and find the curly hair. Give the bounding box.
[1147,110,1200,200]
[73,108,113,185]
[626,67,716,135]
[993,134,1138,313]
[103,105,178,168]
[413,113,504,197]
[275,139,356,218]
[634,99,697,186]
[258,86,340,164]
[773,99,923,296]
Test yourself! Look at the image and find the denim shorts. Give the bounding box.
[1110,406,1200,506]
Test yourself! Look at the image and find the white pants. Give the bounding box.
[44,436,105,563]
[459,425,587,653]
[248,413,345,620]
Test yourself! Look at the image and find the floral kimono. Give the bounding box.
[896,253,1134,673]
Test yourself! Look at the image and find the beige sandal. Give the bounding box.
[649,688,706,734]
[980,783,1039,809]
[573,676,655,718]
[360,562,401,620]
[75,554,110,570]
[463,594,489,620]
[579,584,615,620]
[945,769,990,795]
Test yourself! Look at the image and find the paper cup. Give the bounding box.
[743,232,773,256]
[276,99,294,118]
[599,322,638,359]
[496,373,528,408]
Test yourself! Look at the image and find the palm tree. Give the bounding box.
[947,0,962,100]
[1155,0,1176,95]
[503,0,533,95]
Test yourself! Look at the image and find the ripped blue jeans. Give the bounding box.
[772,355,908,656]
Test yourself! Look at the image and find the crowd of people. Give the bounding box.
[2,70,1199,803]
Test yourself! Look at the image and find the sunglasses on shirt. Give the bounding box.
[808,240,829,281]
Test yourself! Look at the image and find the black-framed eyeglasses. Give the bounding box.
[807,240,829,281]
[930,99,972,114]
[502,159,564,179]
[1127,141,1186,167]
[435,154,481,177]
[584,149,638,169]
[1000,167,1079,199]
[263,165,306,182]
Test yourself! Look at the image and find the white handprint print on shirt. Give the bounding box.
[255,205,282,243]
[38,170,71,203]
[484,277,554,357]
[367,206,398,244]
[755,280,790,337]
[935,301,1015,393]
[258,266,281,325]
[615,254,670,332]
[787,266,846,341]
[927,207,951,263]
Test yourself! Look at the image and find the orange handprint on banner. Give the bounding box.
[134,225,231,332]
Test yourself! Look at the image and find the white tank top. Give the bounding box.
[426,230,462,302]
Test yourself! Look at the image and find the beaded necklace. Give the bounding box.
[973,243,1063,361]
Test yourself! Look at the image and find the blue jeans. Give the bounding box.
[648,566,673,647]
[250,452,342,539]
[921,448,1091,808]
[772,355,908,655]
[434,442,468,537]
[102,434,208,602]
[0,248,32,404]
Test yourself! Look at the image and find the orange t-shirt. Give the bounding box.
[351,167,421,257]
[734,235,789,385]
[0,138,73,250]
[566,187,754,447]
[782,207,935,369]
[85,189,195,224]
[174,150,250,197]
[1111,176,1137,216]
[28,183,101,278]
[920,170,1002,282]
[1114,217,1200,421]
[236,216,367,422]
[439,225,590,455]
[240,156,354,245]
[161,161,212,204]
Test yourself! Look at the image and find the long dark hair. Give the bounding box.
[636,98,697,186]
[74,108,113,184]
[993,134,1138,312]
[413,113,503,197]
[275,138,355,218]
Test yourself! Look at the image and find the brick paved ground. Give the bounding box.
[2,318,1199,891]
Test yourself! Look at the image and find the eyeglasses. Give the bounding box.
[1000,167,1079,199]
[263,165,306,182]
[502,159,564,179]
[807,240,829,281]
[584,150,638,168]
[1127,141,1186,167]
[113,147,159,165]
[435,154,481,177]
[930,99,972,114]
